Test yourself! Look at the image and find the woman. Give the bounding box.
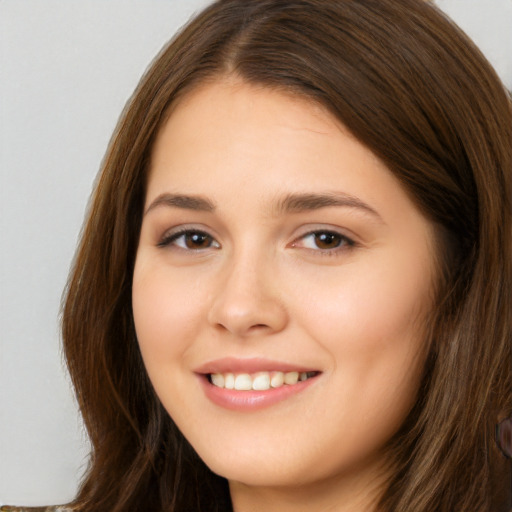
[58,0,511,510]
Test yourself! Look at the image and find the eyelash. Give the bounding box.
[157,228,356,255]
[157,228,220,250]
[293,230,356,255]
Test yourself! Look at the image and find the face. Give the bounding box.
[133,79,435,497]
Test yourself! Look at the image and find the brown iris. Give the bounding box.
[184,232,214,249]
[313,232,343,249]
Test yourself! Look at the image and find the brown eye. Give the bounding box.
[313,232,343,249]
[158,230,220,250]
[183,232,214,249]
[293,230,355,253]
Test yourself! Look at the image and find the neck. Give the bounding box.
[229,461,387,512]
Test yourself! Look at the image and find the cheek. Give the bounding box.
[291,251,431,408]
[297,262,429,345]
[132,260,204,369]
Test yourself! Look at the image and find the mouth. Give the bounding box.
[206,370,319,391]
[195,357,321,410]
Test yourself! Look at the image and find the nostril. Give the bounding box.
[246,323,274,334]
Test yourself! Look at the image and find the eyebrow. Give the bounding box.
[144,193,216,215]
[144,191,383,222]
[274,192,383,221]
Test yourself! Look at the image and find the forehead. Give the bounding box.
[152,78,343,160]
[148,79,379,193]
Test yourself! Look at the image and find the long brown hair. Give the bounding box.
[62,0,512,510]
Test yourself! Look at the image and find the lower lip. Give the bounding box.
[198,374,319,411]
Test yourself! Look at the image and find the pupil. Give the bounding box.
[315,232,340,249]
[187,233,209,248]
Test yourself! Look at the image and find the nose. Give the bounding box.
[207,250,288,338]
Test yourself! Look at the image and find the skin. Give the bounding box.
[132,78,436,511]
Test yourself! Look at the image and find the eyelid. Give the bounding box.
[289,227,357,253]
[157,225,220,250]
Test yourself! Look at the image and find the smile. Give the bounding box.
[195,358,321,410]
[208,371,318,391]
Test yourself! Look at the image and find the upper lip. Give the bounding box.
[194,357,319,375]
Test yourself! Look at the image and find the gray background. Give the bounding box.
[1,0,511,506]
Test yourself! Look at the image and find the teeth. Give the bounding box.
[224,373,235,389]
[210,373,225,387]
[252,372,271,390]
[270,371,284,388]
[209,370,316,391]
[284,371,299,385]
[234,374,252,390]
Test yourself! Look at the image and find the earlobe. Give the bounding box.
[496,415,512,459]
